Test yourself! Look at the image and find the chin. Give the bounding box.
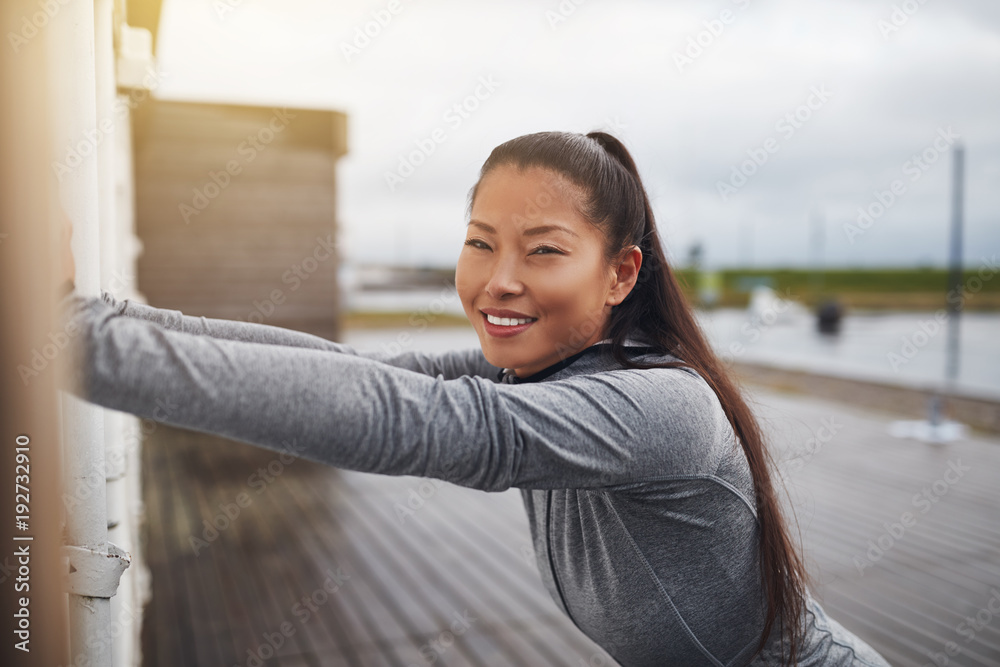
[480,344,521,371]
[481,346,509,369]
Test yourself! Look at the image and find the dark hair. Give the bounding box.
[467,130,808,665]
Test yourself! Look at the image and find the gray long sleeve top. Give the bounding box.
[57,290,891,667]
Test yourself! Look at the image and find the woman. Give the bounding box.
[58,131,891,666]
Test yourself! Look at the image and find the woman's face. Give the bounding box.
[456,165,638,378]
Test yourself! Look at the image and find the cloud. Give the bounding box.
[157,0,1000,268]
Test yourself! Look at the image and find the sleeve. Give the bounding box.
[93,289,502,381]
[58,291,728,492]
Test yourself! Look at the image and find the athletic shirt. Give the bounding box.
[57,290,891,667]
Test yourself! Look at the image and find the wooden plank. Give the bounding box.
[334,476,565,666]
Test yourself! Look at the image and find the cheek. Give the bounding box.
[532,283,580,328]
[454,257,478,315]
[535,267,607,332]
[540,266,603,311]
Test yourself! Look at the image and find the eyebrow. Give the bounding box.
[467,219,578,238]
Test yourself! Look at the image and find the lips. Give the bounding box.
[480,307,536,319]
[480,310,538,338]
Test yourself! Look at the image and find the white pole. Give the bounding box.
[114,90,152,667]
[94,0,135,663]
[50,0,126,664]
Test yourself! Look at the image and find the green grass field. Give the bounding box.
[673,266,1000,310]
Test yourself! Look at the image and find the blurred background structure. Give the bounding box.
[2,0,999,666]
[133,99,348,340]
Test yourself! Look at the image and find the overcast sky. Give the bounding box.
[155,0,1000,270]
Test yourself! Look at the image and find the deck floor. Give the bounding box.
[139,384,1000,666]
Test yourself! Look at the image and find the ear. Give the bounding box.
[606,246,642,306]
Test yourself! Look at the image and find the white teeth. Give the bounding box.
[486,314,536,326]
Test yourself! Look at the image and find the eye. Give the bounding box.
[464,238,491,251]
[530,245,563,255]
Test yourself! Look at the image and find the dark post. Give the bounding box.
[945,144,964,384]
[929,143,965,428]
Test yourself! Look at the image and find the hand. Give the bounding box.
[58,206,76,295]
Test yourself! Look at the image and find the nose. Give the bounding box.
[484,254,524,300]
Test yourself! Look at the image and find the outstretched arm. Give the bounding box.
[91,290,502,381]
[58,291,729,492]
[97,288,350,350]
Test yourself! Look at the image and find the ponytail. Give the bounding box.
[588,130,808,664]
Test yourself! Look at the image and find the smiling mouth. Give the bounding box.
[480,312,538,338]
[484,313,538,326]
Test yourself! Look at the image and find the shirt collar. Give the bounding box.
[495,337,657,385]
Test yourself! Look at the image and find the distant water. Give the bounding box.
[694,309,999,399]
[343,287,467,317]
[343,289,1000,398]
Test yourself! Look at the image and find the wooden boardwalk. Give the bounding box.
[139,383,1000,666]
[752,387,1000,667]
[139,428,613,666]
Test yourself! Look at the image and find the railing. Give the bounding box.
[3,1,158,665]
